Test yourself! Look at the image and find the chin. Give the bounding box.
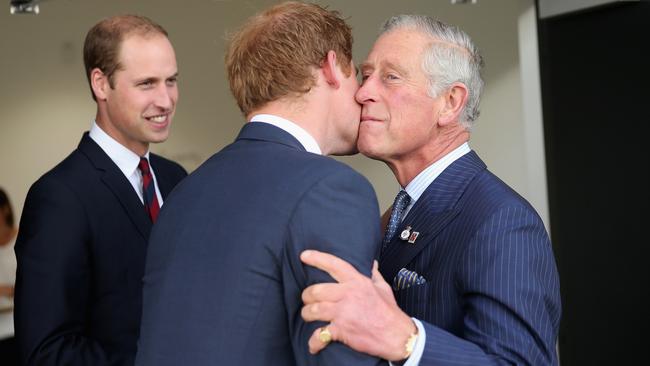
[147,133,170,144]
[357,143,381,160]
[333,147,359,157]
[330,142,359,156]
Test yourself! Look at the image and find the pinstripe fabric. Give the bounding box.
[380,151,561,365]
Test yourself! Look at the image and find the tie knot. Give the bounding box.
[138,157,151,175]
[392,190,411,212]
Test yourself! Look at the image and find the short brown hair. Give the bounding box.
[83,14,168,100]
[225,1,353,116]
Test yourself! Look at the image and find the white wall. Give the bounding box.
[0,0,548,228]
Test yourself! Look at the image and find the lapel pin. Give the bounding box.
[407,231,420,244]
[400,226,412,241]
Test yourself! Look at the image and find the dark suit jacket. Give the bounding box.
[136,122,386,366]
[14,133,186,365]
[380,151,561,365]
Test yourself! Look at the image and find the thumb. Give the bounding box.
[371,260,382,283]
[371,260,397,305]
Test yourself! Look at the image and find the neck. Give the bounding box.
[248,94,331,154]
[95,111,149,156]
[388,129,469,187]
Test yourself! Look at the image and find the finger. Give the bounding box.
[300,250,360,282]
[308,324,339,354]
[370,261,397,305]
[301,301,337,322]
[371,260,390,293]
[302,282,346,304]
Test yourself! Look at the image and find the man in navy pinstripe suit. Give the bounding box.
[301,15,561,365]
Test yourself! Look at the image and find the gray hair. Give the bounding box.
[381,15,484,129]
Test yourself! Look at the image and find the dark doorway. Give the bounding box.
[537,2,650,365]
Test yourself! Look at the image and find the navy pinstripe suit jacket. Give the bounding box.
[379,151,561,365]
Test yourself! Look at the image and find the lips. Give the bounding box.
[361,115,383,123]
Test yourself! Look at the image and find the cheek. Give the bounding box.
[387,92,419,132]
[358,122,384,146]
[115,90,141,110]
[170,87,179,103]
[401,94,434,130]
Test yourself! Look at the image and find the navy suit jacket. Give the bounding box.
[14,133,187,365]
[380,151,561,365]
[136,123,386,365]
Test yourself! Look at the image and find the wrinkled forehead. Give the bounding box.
[360,29,429,73]
[361,27,470,74]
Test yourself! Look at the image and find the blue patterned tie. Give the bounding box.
[382,190,411,251]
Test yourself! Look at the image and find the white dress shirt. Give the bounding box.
[402,142,470,219]
[89,121,163,205]
[393,142,471,366]
[249,114,322,155]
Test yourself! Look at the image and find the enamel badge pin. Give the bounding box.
[400,226,412,240]
[400,226,419,244]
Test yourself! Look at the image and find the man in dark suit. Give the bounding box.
[14,15,186,365]
[135,2,384,366]
[301,15,562,365]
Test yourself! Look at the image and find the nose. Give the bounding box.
[154,84,177,111]
[355,77,377,104]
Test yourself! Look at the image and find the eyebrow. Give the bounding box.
[359,62,373,73]
[135,72,178,84]
[360,60,409,77]
[135,77,158,85]
[383,61,409,77]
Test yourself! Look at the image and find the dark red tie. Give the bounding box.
[138,157,160,223]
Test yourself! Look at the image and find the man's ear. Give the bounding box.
[438,82,468,126]
[321,50,341,89]
[90,68,110,101]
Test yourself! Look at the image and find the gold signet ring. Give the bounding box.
[318,327,332,344]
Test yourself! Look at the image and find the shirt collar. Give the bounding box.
[89,121,150,178]
[403,142,471,205]
[249,114,322,155]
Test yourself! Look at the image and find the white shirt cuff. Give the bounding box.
[389,317,425,366]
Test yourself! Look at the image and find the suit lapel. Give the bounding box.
[78,133,152,240]
[380,208,460,283]
[379,151,487,283]
[149,154,174,199]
